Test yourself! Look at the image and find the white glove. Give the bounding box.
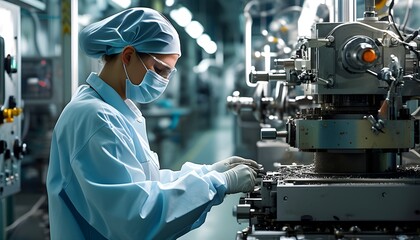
[223,165,257,194]
[210,156,260,173]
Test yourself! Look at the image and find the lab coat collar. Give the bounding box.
[86,72,138,121]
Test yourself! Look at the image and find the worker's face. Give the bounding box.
[123,51,178,103]
[122,46,179,86]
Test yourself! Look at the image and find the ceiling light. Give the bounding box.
[197,34,218,54]
[203,41,217,54]
[78,15,92,26]
[165,0,175,7]
[185,21,204,39]
[169,7,192,27]
[109,0,131,8]
[197,34,211,48]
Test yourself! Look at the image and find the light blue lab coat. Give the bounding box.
[46,73,228,240]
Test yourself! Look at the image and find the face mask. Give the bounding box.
[123,61,169,104]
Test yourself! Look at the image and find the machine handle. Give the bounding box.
[261,128,287,140]
[249,71,287,83]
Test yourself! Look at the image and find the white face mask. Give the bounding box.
[123,59,169,104]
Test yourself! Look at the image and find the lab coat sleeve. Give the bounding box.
[66,124,228,240]
[159,162,212,183]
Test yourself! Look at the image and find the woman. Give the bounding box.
[46,7,259,240]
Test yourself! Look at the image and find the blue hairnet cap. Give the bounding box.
[79,7,181,58]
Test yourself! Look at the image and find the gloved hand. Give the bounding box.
[223,164,257,194]
[210,156,260,173]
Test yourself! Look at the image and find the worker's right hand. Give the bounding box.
[223,164,257,194]
[210,156,260,173]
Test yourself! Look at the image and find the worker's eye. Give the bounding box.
[146,53,176,79]
[153,65,171,79]
[154,65,164,74]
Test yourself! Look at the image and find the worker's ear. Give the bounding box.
[121,46,136,65]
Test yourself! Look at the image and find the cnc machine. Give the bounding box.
[230,0,420,238]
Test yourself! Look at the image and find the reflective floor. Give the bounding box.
[176,116,246,240]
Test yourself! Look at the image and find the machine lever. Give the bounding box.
[249,70,287,83]
[261,128,287,140]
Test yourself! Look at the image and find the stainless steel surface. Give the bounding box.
[294,119,414,150]
[276,181,420,221]
[235,165,420,238]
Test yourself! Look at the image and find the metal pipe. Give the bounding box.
[334,0,356,22]
[244,0,258,87]
[364,0,376,18]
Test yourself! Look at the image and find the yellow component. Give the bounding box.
[362,49,377,63]
[3,108,22,123]
[375,0,387,11]
[268,36,278,43]
[280,25,288,33]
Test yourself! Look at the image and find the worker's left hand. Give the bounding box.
[210,156,260,173]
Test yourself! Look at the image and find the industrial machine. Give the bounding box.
[0,1,24,199]
[230,0,420,238]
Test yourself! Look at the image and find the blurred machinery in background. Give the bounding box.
[229,0,420,238]
[20,56,60,192]
[17,0,64,193]
[0,1,26,238]
[228,0,314,170]
[0,1,24,199]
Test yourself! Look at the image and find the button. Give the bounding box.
[361,49,377,63]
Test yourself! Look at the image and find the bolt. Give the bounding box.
[390,38,399,45]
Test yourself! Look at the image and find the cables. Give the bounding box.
[388,0,405,41]
[5,195,47,233]
[325,21,403,44]
[386,0,418,64]
[401,0,414,33]
[404,30,420,62]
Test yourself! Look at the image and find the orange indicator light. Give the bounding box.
[362,49,377,63]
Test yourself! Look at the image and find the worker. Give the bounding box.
[46,7,260,240]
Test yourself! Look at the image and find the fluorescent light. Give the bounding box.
[169,7,192,27]
[261,29,268,36]
[203,41,217,54]
[78,14,92,26]
[197,34,218,54]
[165,0,175,7]
[109,0,131,8]
[284,47,292,54]
[185,21,204,39]
[197,34,211,48]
